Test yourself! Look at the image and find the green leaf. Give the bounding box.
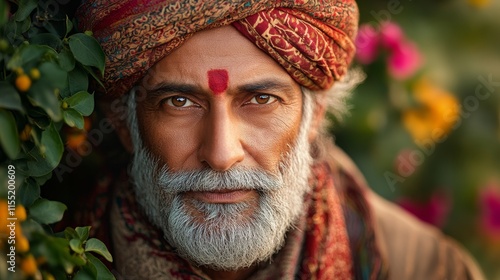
[0,81,24,112]
[65,15,73,37]
[82,64,105,88]
[18,178,40,207]
[68,67,89,96]
[40,121,63,167]
[25,122,63,176]
[15,0,37,22]
[70,238,85,254]
[0,109,20,159]
[64,227,81,241]
[86,253,116,280]
[65,91,94,116]
[28,81,62,121]
[59,48,76,72]
[63,108,84,128]
[38,62,68,90]
[34,171,53,185]
[29,198,67,224]
[7,45,57,70]
[4,21,22,45]
[68,33,105,75]
[21,219,45,238]
[30,33,63,50]
[73,262,97,280]
[20,17,31,33]
[0,0,8,26]
[85,238,113,262]
[75,226,90,241]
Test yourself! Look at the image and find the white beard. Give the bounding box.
[128,91,314,270]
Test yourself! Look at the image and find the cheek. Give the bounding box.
[137,110,200,171]
[241,108,302,171]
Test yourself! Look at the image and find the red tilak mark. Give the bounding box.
[208,69,229,95]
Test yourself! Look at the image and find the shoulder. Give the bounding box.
[366,191,485,280]
[322,143,485,280]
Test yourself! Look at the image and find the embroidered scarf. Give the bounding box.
[99,162,383,279]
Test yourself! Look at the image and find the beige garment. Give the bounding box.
[329,145,486,280]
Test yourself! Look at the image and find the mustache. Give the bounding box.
[157,167,283,194]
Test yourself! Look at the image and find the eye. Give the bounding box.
[165,96,196,107]
[249,94,277,105]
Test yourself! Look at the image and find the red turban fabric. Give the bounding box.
[77,0,358,97]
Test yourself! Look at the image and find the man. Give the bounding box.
[77,0,484,279]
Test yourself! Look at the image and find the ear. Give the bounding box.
[307,92,327,143]
[98,98,134,153]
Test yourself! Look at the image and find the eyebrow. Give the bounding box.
[146,82,203,99]
[237,79,296,96]
[146,78,297,98]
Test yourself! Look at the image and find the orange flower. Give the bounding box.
[403,78,460,144]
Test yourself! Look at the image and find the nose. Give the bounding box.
[198,106,245,171]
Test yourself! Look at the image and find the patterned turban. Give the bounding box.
[77,0,358,97]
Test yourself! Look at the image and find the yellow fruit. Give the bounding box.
[14,67,24,75]
[21,254,38,276]
[36,256,47,265]
[15,74,32,92]
[0,200,7,235]
[16,236,30,252]
[66,133,86,150]
[16,205,27,221]
[30,68,41,80]
[20,125,32,142]
[0,39,8,52]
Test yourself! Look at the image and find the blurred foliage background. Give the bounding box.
[333,0,500,278]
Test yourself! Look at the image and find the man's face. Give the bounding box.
[136,26,304,175]
[129,26,315,270]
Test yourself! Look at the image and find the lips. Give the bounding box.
[186,189,256,204]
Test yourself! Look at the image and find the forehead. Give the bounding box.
[143,26,298,90]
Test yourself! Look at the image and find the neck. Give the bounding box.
[202,265,257,280]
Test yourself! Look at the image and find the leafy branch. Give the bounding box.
[0,0,113,279]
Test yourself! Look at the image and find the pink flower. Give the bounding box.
[398,192,451,227]
[355,25,379,64]
[387,40,423,80]
[380,22,404,50]
[479,181,500,239]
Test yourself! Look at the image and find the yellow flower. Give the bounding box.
[403,78,460,144]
